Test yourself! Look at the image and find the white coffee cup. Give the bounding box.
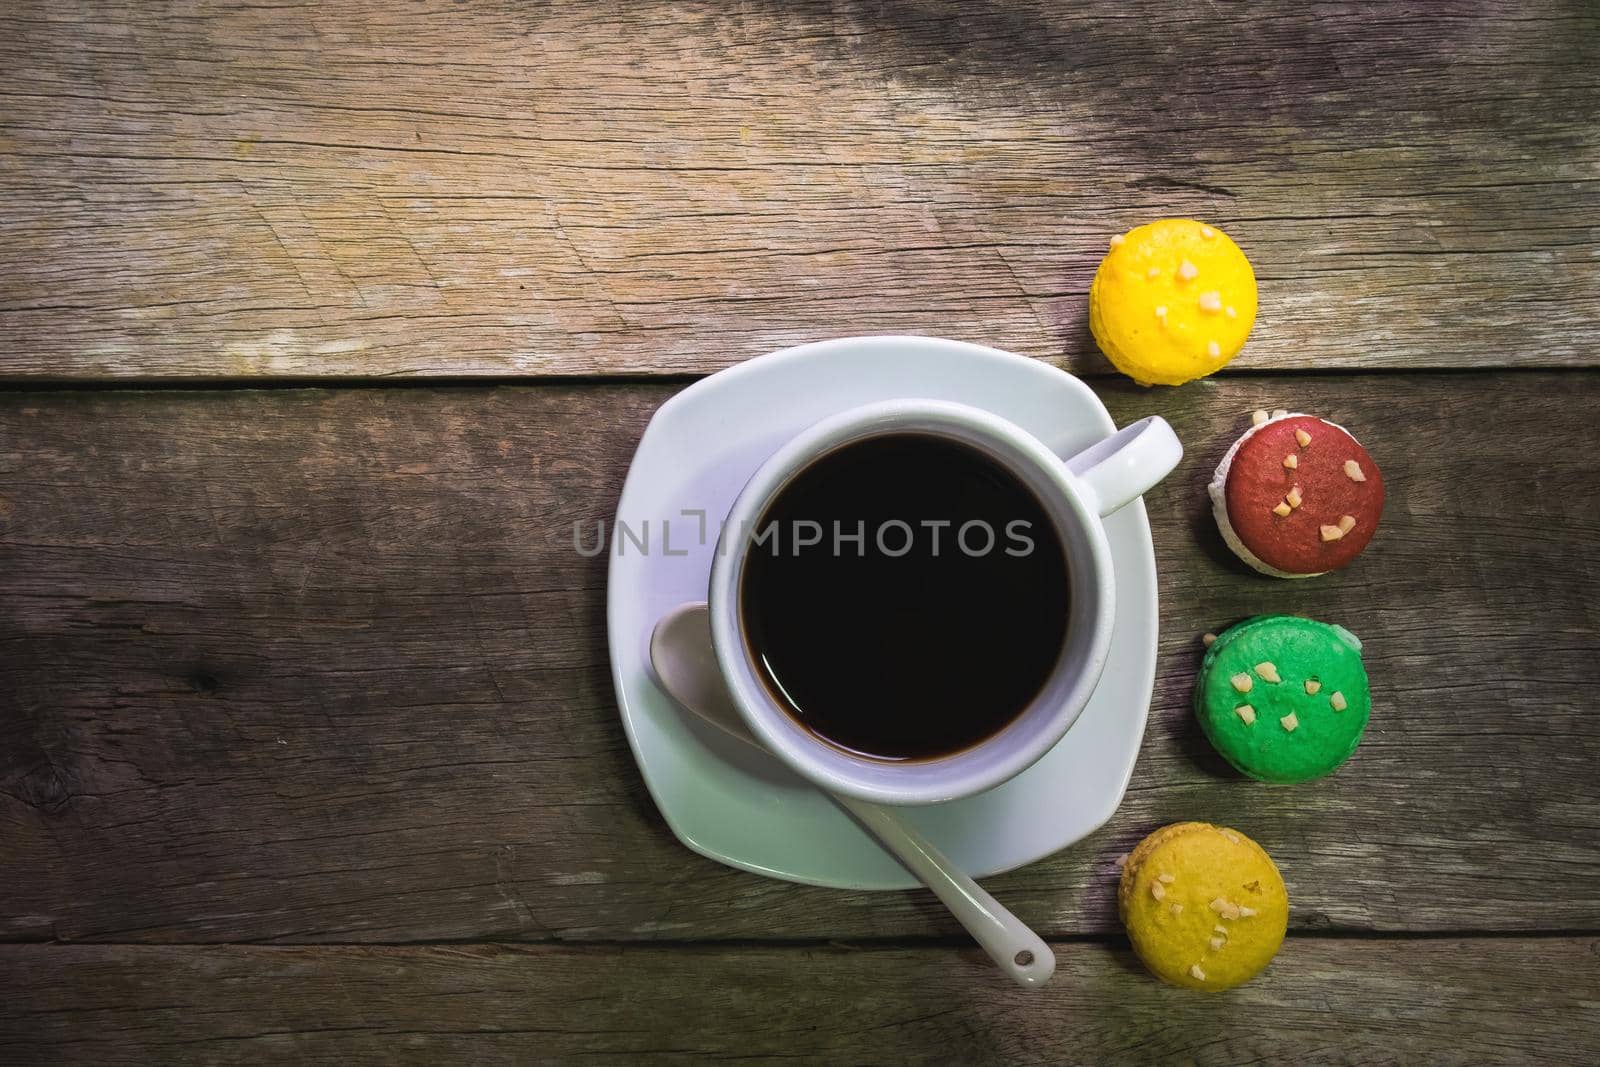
[692,398,1180,806]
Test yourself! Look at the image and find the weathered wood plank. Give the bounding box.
[1,374,1598,943]
[2,939,1596,1064]
[1,1,1596,379]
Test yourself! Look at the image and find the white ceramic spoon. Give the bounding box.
[649,602,1056,989]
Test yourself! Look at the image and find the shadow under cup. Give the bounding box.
[725,420,1112,804]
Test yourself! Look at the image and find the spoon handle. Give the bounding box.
[833,795,1056,989]
[648,602,1055,988]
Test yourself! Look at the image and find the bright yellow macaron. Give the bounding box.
[1118,822,1288,991]
[1089,218,1258,386]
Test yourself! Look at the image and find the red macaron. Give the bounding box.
[1209,412,1384,577]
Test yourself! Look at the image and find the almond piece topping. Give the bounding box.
[1320,524,1345,542]
[1225,305,1238,318]
[1198,290,1222,313]
[1190,963,1207,981]
[1159,872,1176,884]
[1177,259,1199,281]
[1209,936,1226,950]
[1203,632,1218,646]
[1305,679,1322,695]
[1110,233,1126,248]
[1151,880,1166,901]
[1209,897,1242,920]
[1280,712,1299,732]
[1272,409,1288,419]
[1207,340,1222,358]
[1295,428,1312,448]
[1231,673,1253,693]
[1286,484,1303,509]
[1330,691,1348,712]
[1255,661,1281,683]
[1239,905,1258,918]
[1170,903,1184,915]
[1200,225,1216,238]
[1283,454,1298,470]
[1338,514,1357,534]
[1344,459,1366,482]
[1272,501,1292,517]
[1235,704,1256,726]
[1251,409,1269,426]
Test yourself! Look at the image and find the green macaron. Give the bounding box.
[1195,615,1372,783]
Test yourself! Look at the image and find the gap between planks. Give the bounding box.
[1,363,1598,393]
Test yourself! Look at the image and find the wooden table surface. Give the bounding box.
[3,2,1598,1063]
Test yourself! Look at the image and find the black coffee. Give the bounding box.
[740,433,1070,761]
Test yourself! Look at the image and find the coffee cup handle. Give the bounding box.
[1062,416,1183,517]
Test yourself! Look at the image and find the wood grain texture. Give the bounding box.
[3,939,1597,1064]
[2,1,1597,379]
[3,374,1597,943]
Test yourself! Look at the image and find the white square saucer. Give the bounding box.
[606,336,1158,889]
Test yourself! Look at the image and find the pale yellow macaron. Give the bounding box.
[1089,219,1258,386]
[1118,822,1288,991]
